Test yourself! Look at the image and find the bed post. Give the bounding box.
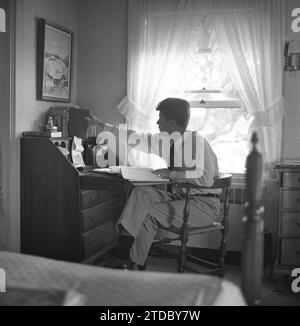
[242,132,264,306]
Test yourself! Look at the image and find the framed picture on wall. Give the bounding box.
[37,19,73,102]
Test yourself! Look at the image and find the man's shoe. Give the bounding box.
[103,255,134,270]
[108,235,134,260]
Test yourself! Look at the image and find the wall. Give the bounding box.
[7,0,78,251]
[0,0,9,250]
[282,0,300,159]
[77,0,127,124]
[15,0,78,134]
[6,0,300,252]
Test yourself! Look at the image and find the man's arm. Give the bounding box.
[86,112,163,156]
[85,112,114,135]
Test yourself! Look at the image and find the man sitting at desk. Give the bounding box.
[87,98,220,269]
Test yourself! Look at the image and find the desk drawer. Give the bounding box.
[82,219,119,258]
[82,197,125,232]
[81,190,123,210]
[80,190,103,210]
[281,213,300,237]
[282,190,300,210]
[282,172,300,188]
[280,239,300,265]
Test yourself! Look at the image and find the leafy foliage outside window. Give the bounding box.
[188,108,253,174]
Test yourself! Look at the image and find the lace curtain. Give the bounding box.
[118,0,215,133]
[213,0,286,166]
[119,0,286,168]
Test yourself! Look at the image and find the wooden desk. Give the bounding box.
[80,170,170,193]
[21,137,127,263]
[21,136,170,263]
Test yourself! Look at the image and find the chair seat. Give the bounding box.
[162,222,224,235]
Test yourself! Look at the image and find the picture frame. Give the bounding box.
[37,19,73,102]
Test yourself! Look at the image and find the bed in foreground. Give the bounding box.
[0,251,245,306]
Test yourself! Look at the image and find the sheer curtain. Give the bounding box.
[118,0,213,133]
[213,0,286,168]
[119,0,286,171]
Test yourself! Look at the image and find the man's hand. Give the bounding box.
[85,112,106,129]
[151,169,171,179]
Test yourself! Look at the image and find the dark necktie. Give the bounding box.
[169,141,175,171]
[167,141,174,193]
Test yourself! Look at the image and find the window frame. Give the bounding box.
[185,89,246,176]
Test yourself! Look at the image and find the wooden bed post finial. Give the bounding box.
[242,132,264,306]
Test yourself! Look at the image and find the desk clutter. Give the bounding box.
[44,106,90,139]
[23,105,98,168]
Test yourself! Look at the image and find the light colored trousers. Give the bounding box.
[117,186,221,265]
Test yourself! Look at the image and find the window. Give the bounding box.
[182,90,253,174]
[188,105,252,174]
[124,5,256,173]
[171,23,252,174]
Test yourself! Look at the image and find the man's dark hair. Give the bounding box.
[156,98,190,129]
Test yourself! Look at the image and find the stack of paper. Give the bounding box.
[93,166,122,174]
[93,166,169,182]
[120,166,169,182]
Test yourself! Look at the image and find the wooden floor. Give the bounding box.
[144,256,300,306]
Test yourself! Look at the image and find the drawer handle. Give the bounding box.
[296,222,300,228]
[89,195,96,201]
[89,217,96,223]
[296,250,300,256]
[297,197,300,203]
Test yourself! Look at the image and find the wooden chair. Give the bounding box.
[146,173,232,276]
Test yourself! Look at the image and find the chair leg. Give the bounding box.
[218,227,228,277]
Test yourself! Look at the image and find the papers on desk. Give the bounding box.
[92,166,169,182]
[93,166,122,174]
[71,136,85,168]
[121,166,169,182]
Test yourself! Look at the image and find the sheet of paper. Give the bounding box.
[71,136,85,168]
[73,136,84,152]
[72,150,85,168]
[120,166,169,182]
[92,166,123,174]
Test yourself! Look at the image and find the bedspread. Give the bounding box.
[0,252,245,306]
